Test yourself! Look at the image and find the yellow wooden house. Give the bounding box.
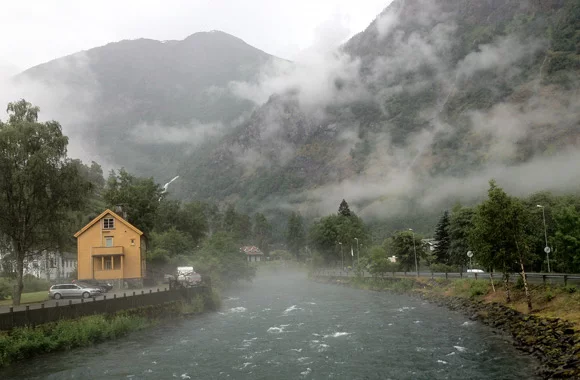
[74,209,147,287]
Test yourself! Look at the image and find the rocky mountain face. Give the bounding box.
[15,31,279,176]
[176,0,579,232]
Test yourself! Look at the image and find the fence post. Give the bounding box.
[564,275,568,286]
[475,273,478,281]
[10,307,14,329]
[543,275,546,285]
[460,272,463,278]
[25,305,30,326]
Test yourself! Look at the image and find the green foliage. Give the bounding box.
[0,100,92,305]
[0,313,148,367]
[433,210,451,264]
[0,278,11,300]
[253,213,272,254]
[103,168,163,234]
[286,212,305,260]
[308,205,369,264]
[562,285,577,294]
[545,289,555,302]
[387,231,423,272]
[22,275,51,293]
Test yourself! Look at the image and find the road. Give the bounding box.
[0,285,172,313]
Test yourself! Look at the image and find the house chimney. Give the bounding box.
[115,205,127,220]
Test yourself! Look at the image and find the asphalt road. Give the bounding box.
[0,285,172,313]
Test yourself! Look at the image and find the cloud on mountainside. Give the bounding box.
[0,53,105,166]
[228,0,580,220]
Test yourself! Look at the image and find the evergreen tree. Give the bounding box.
[253,213,272,254]
[338,199,352,217]
[433,210,451,264]
[286,212,305,260]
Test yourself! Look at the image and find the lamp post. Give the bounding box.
[537,205,551,273]
[409,228,418,277]
[354,238,360,268]
[338,242,343,270]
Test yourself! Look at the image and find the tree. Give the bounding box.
[387,231,423,273]
[253,213,272,254]
[286,212,305,260]
[103,168,164,234]
[553,205,580,273]
[338,199,352,217]
[309,213,368,264]
[448,207,475,269]
[470,180,533,310]
[0,100,91,305]
[433,210,451,264]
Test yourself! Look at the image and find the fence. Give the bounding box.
[313,269,580,286]
[0,286,209,331]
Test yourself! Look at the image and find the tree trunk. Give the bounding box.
[13,247,25,306]
[489,271,496,292]
[503,272,511,303]
[514,235,532,311]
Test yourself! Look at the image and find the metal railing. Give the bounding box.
[312,269,580,286]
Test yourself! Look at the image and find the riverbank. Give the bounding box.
[312,275,580,379]
[0,289,220,368]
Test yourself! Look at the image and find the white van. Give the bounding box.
[467,269,485,273]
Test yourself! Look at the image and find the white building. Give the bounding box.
[0,251,77,281]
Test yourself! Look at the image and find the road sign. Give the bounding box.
[544,246,551,254]
[467,251,473,258]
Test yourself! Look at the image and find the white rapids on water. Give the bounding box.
[0,271,541,380]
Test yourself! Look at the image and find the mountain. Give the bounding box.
[175,0,580,232]
[15,30,281,176]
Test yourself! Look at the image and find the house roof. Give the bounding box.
[241,246,264,255]
[74,209,143,238]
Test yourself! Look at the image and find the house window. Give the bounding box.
[130,239,135,246]
[105,236,113,247]
[103,218,115,229]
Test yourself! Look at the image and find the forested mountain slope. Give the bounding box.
[176,0,579,232]
[15,31,280,177]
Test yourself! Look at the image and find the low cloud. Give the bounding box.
[130,120,224,146]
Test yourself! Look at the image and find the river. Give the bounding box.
[0,270,539,379]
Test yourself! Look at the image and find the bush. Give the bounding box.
[22,275,51,293]
[545,290,555,302]
[514,276,525,290]
[562,285,577,294]
[0,278,12,300]
[469,280,489,298]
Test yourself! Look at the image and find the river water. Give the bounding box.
[1,271,539,379]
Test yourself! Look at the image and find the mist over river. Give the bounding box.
[0,270,539,379]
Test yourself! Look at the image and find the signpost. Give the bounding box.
[467,251,474,270]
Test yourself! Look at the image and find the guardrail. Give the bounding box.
[312,269,580,286]
[0,286,209,331]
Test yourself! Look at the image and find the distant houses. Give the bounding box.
[0,251,77,281]
[241,246,264,262]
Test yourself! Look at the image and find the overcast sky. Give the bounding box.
[1,0,391,74]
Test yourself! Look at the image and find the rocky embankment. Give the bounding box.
[314,276,580,379]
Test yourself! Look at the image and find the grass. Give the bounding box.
[0,291,48,306]
[316,274,580,329]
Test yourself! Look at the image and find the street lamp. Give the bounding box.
[354,238,360,268]
[409,228,419,277]
[338,242,343,270]
[537,205,551,273]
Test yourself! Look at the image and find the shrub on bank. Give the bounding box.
[0,313,148,367]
